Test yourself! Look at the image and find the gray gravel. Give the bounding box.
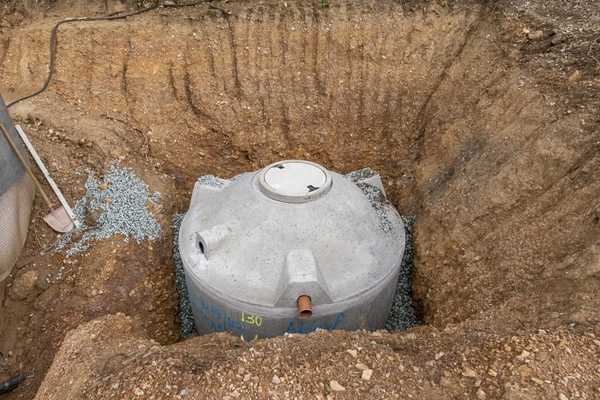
[197,175,228,188]
[171,213,197,338]
[385,215,419,331]
[355,181,394,233]
[347,167,377,182]
[347,168,394,232]
[54,164,161,257]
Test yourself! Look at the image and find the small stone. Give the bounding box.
[568,70,582,83]
[531,377,544,385]
[517,364,532,378]
[476,388,487,400]
[462,368,477,378]
[559,394,568,400]
[10,270,39,299]
[440,376,452,387]
[346,349,358,358]
[488,369,497,377]
[85,208,103,226]
[516,350,531,361]
[536,351,550,362]
[272,375,281,385]
[356,363,369,371]
[133,388,144,396]
[329,380,345,392]
[35,273,49,290]
[527,30,544,40]
[435,352,445,360]
[361,369,373,381]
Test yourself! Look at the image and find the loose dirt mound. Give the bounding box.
[35,314,600,399]
[0,0,599,399]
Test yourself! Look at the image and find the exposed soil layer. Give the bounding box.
[0,0,599,399]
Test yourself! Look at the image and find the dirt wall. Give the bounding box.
[0,0,599,399]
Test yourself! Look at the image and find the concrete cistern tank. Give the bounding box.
[179,160,405,339]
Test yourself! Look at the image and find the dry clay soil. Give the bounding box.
[0,0,599,399]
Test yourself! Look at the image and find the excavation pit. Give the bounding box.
[1,0,597,336]
[0,0,599,398]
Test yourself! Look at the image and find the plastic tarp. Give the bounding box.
[0,96,34,281]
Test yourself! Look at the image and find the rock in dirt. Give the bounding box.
[568,70,582,83]
[361,369,373,381]
[10,270,39,299]
[329,380,345,392]
[356,363,369,371]
[527,30,545,41]
[476,388,487,399]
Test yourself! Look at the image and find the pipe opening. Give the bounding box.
[297,295,313,319]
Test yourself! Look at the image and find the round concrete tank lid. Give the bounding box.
[258,160,332,203]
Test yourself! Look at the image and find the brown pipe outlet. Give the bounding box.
[297,295,313,319]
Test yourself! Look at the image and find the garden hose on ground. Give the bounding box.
[0,374,25,395]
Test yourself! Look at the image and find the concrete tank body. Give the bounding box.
[179,161,405,339]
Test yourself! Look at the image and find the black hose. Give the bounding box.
[6,0,219,109]
[0,374,25,395]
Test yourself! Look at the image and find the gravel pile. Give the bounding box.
[355,182,394,233]
[347,168,393,232]
[171,213,196,338]
[385,215,419,331]
[348,168,419,330]
[54,164,162,257]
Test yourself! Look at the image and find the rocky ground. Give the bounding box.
[34,314,600,400]
[0,0,598,399]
